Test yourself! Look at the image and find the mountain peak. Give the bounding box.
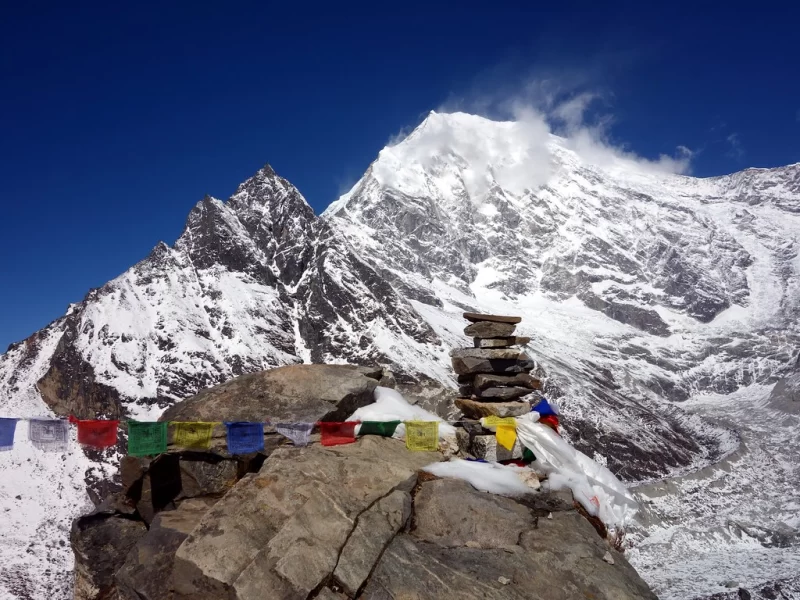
[231,163,282,198]
[331,110,552,208]
[227,163,314,219]
[398,111,510,150]
[258,162,277,177]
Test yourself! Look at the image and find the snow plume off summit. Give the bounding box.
[2,111,800,599]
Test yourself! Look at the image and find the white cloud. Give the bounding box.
[386,124,416,148]
[550,91,602,131]
[726,133,745,160]
[434,76,693,177]
[374,108,553,199]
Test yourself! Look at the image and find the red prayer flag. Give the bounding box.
[69,416,119,448]
[319,421,358,446]
[539,415,560,435]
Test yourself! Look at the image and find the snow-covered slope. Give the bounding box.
[2,111,799,599]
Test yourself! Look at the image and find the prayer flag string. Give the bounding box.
[0,410,552,457]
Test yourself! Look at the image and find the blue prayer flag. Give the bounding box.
[224,422,264,454]
[532,398,559,417]
[0,418,18,452]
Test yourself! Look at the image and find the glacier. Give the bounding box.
[1,110,799,599]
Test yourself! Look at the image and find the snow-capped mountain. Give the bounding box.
[1,111,799,599]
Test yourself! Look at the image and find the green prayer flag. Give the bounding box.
[128,421,168,457]
[359,421,401,437]
[522,447,536,464]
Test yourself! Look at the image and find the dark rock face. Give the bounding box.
[578,290,671,337]
[766,371,800,413]
[694,576,800,600]
[115,499,214,600]
[131,453,238,525]
[36,315,126,420]
[177,455,239,499]
[71,513,147,600]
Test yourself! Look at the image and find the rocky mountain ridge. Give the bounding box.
[1,111,800,599]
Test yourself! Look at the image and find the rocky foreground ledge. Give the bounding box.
[71,364,657,600]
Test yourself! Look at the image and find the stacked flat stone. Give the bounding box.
[450,312,542,462]
[450,312,542,420]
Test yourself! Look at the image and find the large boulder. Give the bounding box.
[161,364,383,423]
[412,479,535,549]
[360,478,657,600]
[170,436,440,599]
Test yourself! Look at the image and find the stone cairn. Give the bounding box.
[450,312,542,462]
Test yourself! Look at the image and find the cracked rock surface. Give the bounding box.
[74,434,657,599]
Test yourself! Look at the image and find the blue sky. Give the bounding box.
[1,0,798,350]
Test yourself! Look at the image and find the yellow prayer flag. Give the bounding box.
[496,424,517,451]
[404,421,438,451]
[173,421,216,450]
[481,416,517,429]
